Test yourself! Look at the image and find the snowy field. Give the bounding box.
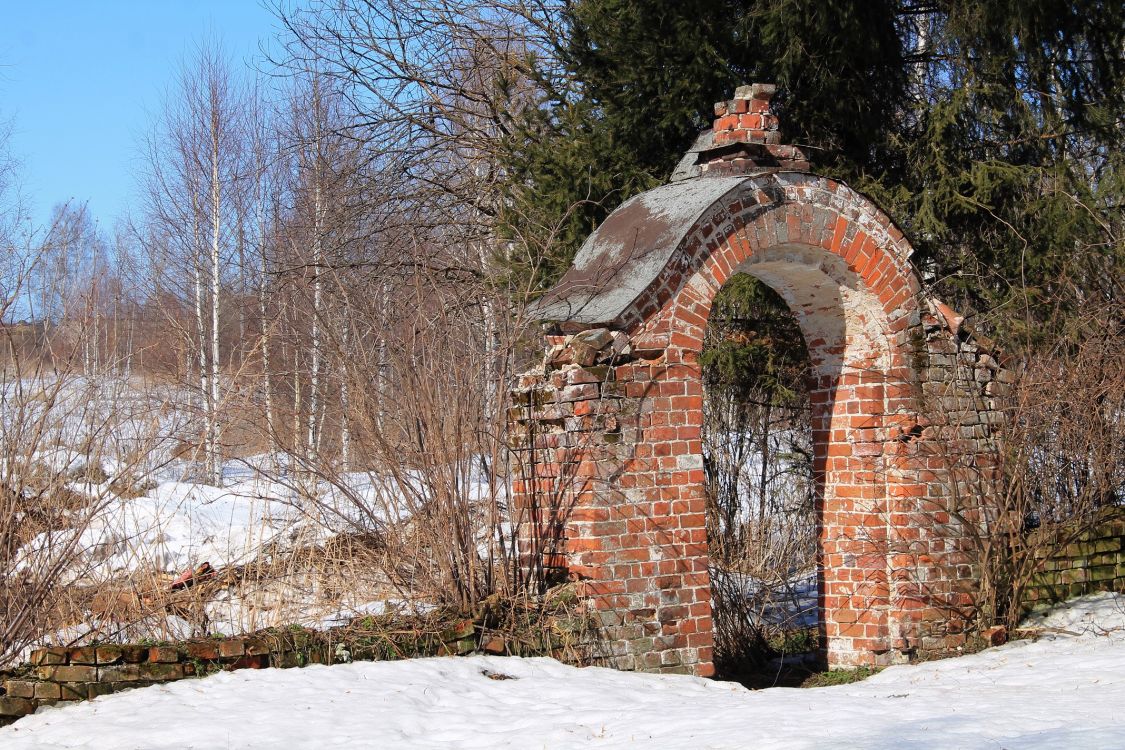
[3,593,1124,749]
[11,450,410,645]
[5,375,496,646]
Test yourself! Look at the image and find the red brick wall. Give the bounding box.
[510,89,1004,676]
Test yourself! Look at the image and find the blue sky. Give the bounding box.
[0,1,280,234]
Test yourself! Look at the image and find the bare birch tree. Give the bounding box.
[140,43,247,484]
[247,79,283,456]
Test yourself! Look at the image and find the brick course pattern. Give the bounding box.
[510,84,1008,676]
[0,639,277,723]
[1023,509,1125,610]
[0,610,589,723]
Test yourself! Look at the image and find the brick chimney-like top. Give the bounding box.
[713,83,780,145]
[680,83,810,178]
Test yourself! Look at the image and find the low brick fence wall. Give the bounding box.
[0,631,341,724]
[5,514,1120,725]
[3,638,280,715]
[1,600,594,725]
[1023,509,1125,611]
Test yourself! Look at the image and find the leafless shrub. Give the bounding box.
[956,302,1125,631]
[704,400,817,671]
[0,326,172,666]
[700,277,818,673]
[251,253,536,615]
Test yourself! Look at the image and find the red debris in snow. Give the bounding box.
[171,561,216,590]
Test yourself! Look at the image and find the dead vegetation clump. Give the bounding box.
[953,303,1125,633]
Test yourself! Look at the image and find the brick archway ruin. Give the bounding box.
[510,85,1005,676]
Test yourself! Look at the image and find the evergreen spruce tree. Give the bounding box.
[499,0,907,294]
[898,1,1125,339]
[501,0,1124,340]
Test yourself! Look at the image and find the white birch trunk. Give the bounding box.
[209,108,223,486]
[376,277,391,429]
[307,197,323,460]
[306,81,325,461]
[338,303,351,472]
[192,215,208,471]
[292,340,302,462]
[257,192,276,457]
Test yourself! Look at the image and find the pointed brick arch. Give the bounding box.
[510,86,1004,676]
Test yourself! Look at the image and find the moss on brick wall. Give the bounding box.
[1,588,595,725]
[1022,509,1125,611]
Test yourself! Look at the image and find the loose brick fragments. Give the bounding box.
[512,83,1015,676]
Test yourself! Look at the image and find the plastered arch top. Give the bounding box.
[530,172,921,337]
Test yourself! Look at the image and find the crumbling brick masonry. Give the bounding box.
[509,84,1007,676]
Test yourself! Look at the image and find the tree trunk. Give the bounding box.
[209,106,223,486]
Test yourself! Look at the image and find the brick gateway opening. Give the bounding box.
[510,85,1005,676]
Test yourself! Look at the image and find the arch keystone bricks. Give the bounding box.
[509,84,1005,676]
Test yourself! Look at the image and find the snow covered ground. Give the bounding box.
[4,375,512,664]
[4,593,1124,749]
[12,451,463,645]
